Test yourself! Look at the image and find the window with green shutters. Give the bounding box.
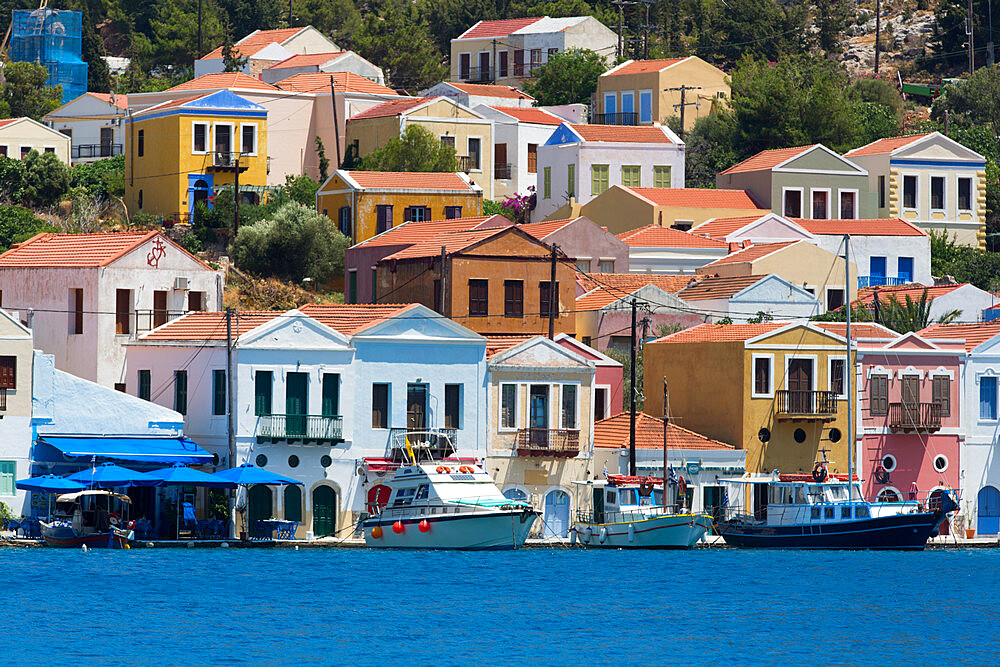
[591,164,609,195]
[0,460,14,495]
[138,369,151,401]
[543,166,551,198]
[567,164,575,198]
[255,371,272,416]
[322,373,340,417]
[174,370,187,416]
[622,165,641,188]
[212,369,226,415]
[371,268,377,302]
[348,270,357,304]
[654,165,671,188]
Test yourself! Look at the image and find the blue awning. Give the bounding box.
[39,436,213,464]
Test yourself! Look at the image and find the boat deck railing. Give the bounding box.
[373,499,527,521]
[575,505,690,525]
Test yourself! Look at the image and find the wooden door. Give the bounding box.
[478,51,490,80]
[100,126,113,156]
[406,383,427,431]
[285,372,308,437]
[247,485,272,532]
[788,358,813,413]
[153,290,168,328]
[978,486,1000,535]
[312,485,337,537]
[902,376,919,425]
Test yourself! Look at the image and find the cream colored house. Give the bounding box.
[0,117,71,163]
[595,56,729,130]
[346,96,495,199]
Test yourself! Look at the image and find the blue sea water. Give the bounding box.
[5,546,999,665]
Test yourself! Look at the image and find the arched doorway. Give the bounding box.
[192,179,209,206]
[543,489,570,538]
[284,485,302,523]
[928,489,950,535]
[876,487,902,503]
[313,485,337,537]
[247,485,272,537]
[366,484,391,515]
[978,486,1000,535]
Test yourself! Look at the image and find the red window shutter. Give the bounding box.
[403,206,412,222]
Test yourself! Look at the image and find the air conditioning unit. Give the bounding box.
[173,277,190,290]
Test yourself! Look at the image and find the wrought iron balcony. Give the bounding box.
[387,428,457,462]
[858,275,911,288]
[0,387,6,411]
[775,390,839,419]
[514,428,580,457]
[889,402,942,432]
[511,62,543,77]
[207,152,249,172]
[591,111,639,126]
[257,414,344,443]
[494,162,512,180]
[72,143,123,159]
[457,66,493,83]
[133,309,186,334]
[457,155,481,172]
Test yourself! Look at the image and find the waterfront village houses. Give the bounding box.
[44,93,127,164]
[125,304,489,538]
[194,26,341,78]
[0,309,33,512]
[844,132,988,248]
[852,327,963,528]
[533,123,684,222]
[0,231,221,388]
[594,57,729,131]
[0,116,71,164]
[345,96,496,200]
[450,16,616,89]
[644,322,857,477]
[124,90,268,220]
[316,170,483,246]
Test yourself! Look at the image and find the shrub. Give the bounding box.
[21,150,71,207]
[0,205,57,251]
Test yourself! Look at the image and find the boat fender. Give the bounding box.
[418,519,431,533]
[812,465,828,483]
[187,541,195,549]
[459,466,474,474]
[639,479,654,496]
[436,466,452,474]
[220,542,229,548]
[371,525,383,539]
[81,544,88,552]
[599,527,607,544]
[627,524,635,542]
[392,521,405,534]
[584,526,592,543]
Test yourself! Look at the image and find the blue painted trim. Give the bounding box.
[188,173,214,216]
[543,123,584,146]
[890,158,986,168]
[128,108,268,123]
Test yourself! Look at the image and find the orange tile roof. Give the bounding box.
[382,228,509,261]
[349,96,430,120]
[576,287,633,311]
[854,284,965,307]
[790,218,928,237]
[141,311,281,341]
[0,231,166,268]
[268,52,346,69]
[918,322,1000,351]
[568,124,672,144]
[593,412,734,450]
[702,241,797,266]
[577,273,694,294]
[488,106,563,124]
[450,83,533,100]
[355,215,500,248]
[342,171,478,191]
[689,215,771,239]
[676,275,767,300]
[624,187,762,209]
[201,27,303,59]
[616,225,729,249]
[651,321,786,343]
[845,133,931,157]
[275,71,397,95]
[812,322,899,339]
[457,17,544,39]
[719,145,818,175]
[517,218,575,239]
[298,303,417,334]
[484,334,536,358]
[605,58,688,76]
[89,92,128,109]
[166,72,278,92]
[0,118,20,128]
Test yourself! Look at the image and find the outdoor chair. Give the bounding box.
[276,522,298,539]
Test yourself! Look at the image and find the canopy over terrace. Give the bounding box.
[35,436,213,466]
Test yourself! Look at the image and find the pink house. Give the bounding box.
[554,333,624,420]
[857,329,964,519]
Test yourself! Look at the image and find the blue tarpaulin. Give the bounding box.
[39,436,212,464]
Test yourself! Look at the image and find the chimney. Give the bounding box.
[728,242,740,253]
[742,239,752,248]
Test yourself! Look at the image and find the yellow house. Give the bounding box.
[316,170,483,244]
[595,56,729,131]
[345,96,495,199]
[644,321,866,476]
[124,90,268,220]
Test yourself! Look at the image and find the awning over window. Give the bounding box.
[39,436,213,464]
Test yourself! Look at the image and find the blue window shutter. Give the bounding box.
[897,257,913,283]
[981,377,997,420]
[870,256,887,278]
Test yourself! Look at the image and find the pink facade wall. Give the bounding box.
[556,336,624,417]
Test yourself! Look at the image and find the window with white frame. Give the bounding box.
[192,122,209,153]
[958,177,973,211]
[500,383,518,429]
[902,175,918,209]
[980,375,998,421]
[930,176,945,210]
[783,188,803,218]
[241,124,257,155]
[839,190,857,219]
[561,384,577,429]
[752,355,773,397]
[811,189,830,219]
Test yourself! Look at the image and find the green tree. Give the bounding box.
[930,0,991,70]
[215,0,283,39]
[0,62,63,120]
[357,124,459,172]
[0,157,25,202]
[221,39,249,73]
[315,136,330,181]
[813,0,851,55]
[521,48,607,106]
[283,174,320,206]
[353,0,446,90]
[293,0,362,48]
[930,230,1000,291]
[21,150,71,207]
[683,112,741,188]
[850,102,901,148]
[150,0,226,67]
[697,0,808,65]
[846,76,904,124]
[0,205,56,251]
[230,202,349,283]
[81,7,112,93]
[71,155,126,200]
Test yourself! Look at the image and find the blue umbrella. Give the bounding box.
[67,462,158,488]
[212,463,303,486]
[15,475,86,493]
[145,463,237,488]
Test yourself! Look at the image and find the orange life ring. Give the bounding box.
[436,466,452,474]
[639,478,655,496]
[459,465,474,474]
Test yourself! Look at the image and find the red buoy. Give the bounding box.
[418,519,431,533]
[392,521,405,534]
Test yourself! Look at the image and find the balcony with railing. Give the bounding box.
[888,402,942,432]
[387,428,457,462]
[494,163,512,180]
[207,152,249,173]
[0,387,6,411]
[514,428,580,457]
[858,276,911,288]
[457,155,482,173]
[590,111,639,126]
[456,66,494,83]
[257,414,344,443]
[511,62,543,77]
[72,143,123,159]
[132,309,187,335]
[775,390,839,419]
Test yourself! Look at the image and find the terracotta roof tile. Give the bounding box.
[88,93,128,109]
[450,83,533,100]
[201,27,303,59]
[604,58,688,76]
[167,72,278,92]
[650,321,786,343]
[918,322,1000,351]
[576,287,633,311]
[812,322,899,339]
[790,218,928,237]
[484,334,536,358]
[298,303,417,334]
[342,171,478,191]
[689,215,771,239]
[702,241,797,266]
[568,124,672,144]
[718,145,818,175]
[854,284,965,307]
[624,187,761,209]
[488,106,562,124]
[676,275,767,300]
[354,215,500,248]
[456,17,544,40]
[382,228,509,260]
[577,273,694,294]
[268,52,346,69]
[275,71,397,95]
[141,311,280,341]
[845,133,931,157]
[0,118,20,128]
[593,412,734,450]
[0,231,170,268]
[517,218,575,239]
[617,225,729,249]
[349,96,430,120]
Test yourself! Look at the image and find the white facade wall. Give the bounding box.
[474,105,558,199]
[959,339,1000,534]
[627,246,729,274]
[262,53,386,86]
[808,233,933,286]
[928,285,996,323]
[0,314,35,516]
[44,95,127,164]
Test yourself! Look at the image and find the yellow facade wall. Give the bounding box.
[581,186,764,234]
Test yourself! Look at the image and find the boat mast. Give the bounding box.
[629,297,637,476]
[844,234,853,502]
[662,379,668,508]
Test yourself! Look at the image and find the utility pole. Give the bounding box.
[629,297,637,476]
[664,84,701,138]
[329,76,342,168]
[874,0,880,75]
[612,0,636,59]
[225,308,236,537]
[233,154,241,234]
[969,0,976,74]
[844,235,853,503]
[288,0,293,27]
[548,243,558,339]
[492,38,497,84]
[439,245,447,315]
[639,0,656,60]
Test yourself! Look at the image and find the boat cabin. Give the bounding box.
[54,490,132,534]
[585,476,680,524]
[375,463,525,519]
